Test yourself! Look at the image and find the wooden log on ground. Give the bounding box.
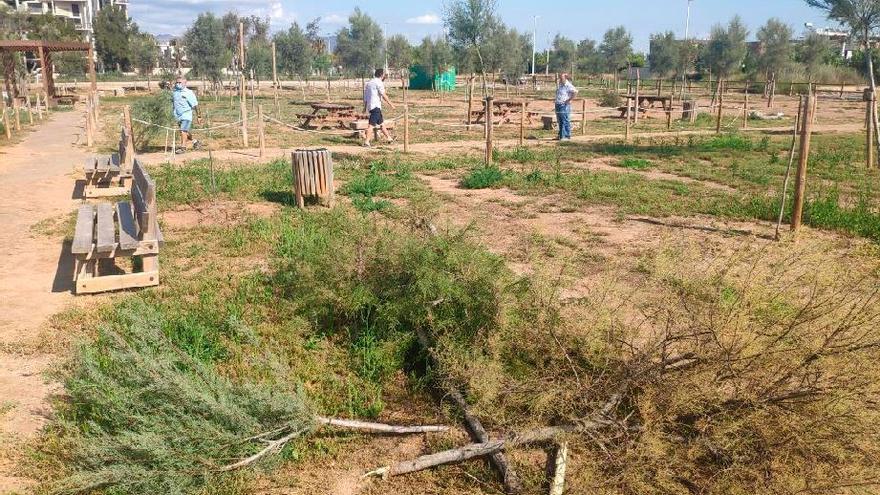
[316,416,449,434]
[549,442,569,495]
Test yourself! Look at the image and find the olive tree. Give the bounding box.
[756,18,794,106]
[335,8,384,78]
[444,0,499,95]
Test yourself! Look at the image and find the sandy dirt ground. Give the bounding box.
[0,110,90,492]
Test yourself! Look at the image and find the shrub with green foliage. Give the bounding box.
[131,90,173,152]
[599,90,622,107]
[42,300,313,494]
[461,164,505,189]
[619,158,651,170]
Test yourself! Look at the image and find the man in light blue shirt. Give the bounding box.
[171,76,200,154]
[554,73,578,141]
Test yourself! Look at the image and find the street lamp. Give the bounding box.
[545,32,551,76]
[532,15,540,75]
[685,0,693,40]
[383,23,389,73]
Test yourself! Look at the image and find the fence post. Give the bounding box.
[715,80,724,134]
[581,99,587,135]
[519,100,525,147]
[13,98,21,131]
[791,92,815,235]
[485,96,493,165]
[868,91,875,169]
[240,74,249,148]
[257,104,265,158]
[633,68,641,125]
[85,99,93,147]
[742,88,749,130]
[404,88,410,153]
[466,76,474,130]
[2,102,11,140]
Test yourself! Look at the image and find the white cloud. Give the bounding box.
[406,13,441,25]
[321,14,347,25]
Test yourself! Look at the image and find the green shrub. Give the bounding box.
[43,300,313,494]
[599,90,622,107]
[619,158,651,170]
[343,165,394,212]
[131,90,174,152]
[461,164,505,189]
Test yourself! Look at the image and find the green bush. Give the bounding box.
[599,90,622,107]
[343,164,394,212]
[131,90,174,152]
[461,164,505,189]
[619,158,651,170]
[44,300,313,494]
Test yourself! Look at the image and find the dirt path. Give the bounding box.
[0,110,89,492]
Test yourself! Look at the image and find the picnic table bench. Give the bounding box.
[298,103,357,129]
[471,100,532,126]
[540,113,585,130]
[348,118,396,140]
[72,159,163,294]
[616,105,650,119]
[83,125,134,198]
[624,94,673,110]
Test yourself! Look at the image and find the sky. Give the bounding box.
[130,0,837,51]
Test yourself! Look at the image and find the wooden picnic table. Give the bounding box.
[297,102,357,129]
[471,99,532,126]
[618,95,674,118]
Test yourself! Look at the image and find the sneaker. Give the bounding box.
[362,142,372,148]
[175,148,186,154]
[192,140,203,150]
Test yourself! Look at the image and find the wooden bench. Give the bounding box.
[72,159,163,294]
[84,125,135,198]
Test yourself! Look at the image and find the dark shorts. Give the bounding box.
[368,108,384,126]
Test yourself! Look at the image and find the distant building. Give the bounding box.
[2,0,129,44]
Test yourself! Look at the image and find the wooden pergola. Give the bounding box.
[0,40,96,105]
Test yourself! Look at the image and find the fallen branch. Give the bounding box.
[549,442,569,495]
[415,328,524,493]
[366,400,619,479]
[316,416,450,434]
[220,427,308,471]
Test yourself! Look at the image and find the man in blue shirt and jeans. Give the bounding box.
[555,73,578,141]
[171,76,201,154]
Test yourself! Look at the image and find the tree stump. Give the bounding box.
[291,148,334,208]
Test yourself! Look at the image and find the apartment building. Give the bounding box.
[3,0,129,43]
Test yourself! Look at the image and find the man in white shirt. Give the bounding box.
[554,73,578,141]
[363,68,396,147]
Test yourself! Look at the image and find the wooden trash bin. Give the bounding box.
[682,99,697,123]
[292,148,334,208]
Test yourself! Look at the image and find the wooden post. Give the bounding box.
[791,92,814,234]
[122,105,135,169]
[742,89,749,130]
[271,42,278,88]
[666,101,672,130]
[2,101,11,139]
[403,88,410,153]
[624,103,631,142]
[85,100,93,147]
[715,80,724,134]
[485,96,493,165]
[633,69,641,125]
[581,98,587,135]
[87,47,97,93]
[466,76,474,129]
[240,74,249,147]
[257,104,265,157]
[35,92,43,120]
[519,100,525,147]
[25,95,33,125]
[13,98,20,131]
[868,92,875,168]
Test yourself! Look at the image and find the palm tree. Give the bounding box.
[806,0,880,160]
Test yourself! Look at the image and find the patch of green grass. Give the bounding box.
[461,164,505,189]
[619,158,651,170]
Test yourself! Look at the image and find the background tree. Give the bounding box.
[806,0,880,161]
[549,34,577,73]
[387,35,414,71]
[274,22,314,79]
[444,0,499,94]
[797,31,836,81]
[576,39,602,75]
[305,18,328,76]
[183,13,229,83]
[415,36,454,90]
[484,26,529,82]
[648,31,680,78]
[599,26,634,86]
[756,18,794,105]
[93,5,135,72]
[131,32,158,87]
[704,16,749,82]
[334,8,384,78]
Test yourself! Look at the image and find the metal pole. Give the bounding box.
[532,16,539,75]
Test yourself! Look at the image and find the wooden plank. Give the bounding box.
[292,152,304,208]
[83,157,97,173]
[95,203,116,253]
[308,152,317,196]
[96,155,111,172]
[116,201,139,250]
[132,185,152,235]
[76,270,159,295]
[85,185,128,198]
[316,151,325,196]
[132,160,156,207]
[72,205,95,255]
